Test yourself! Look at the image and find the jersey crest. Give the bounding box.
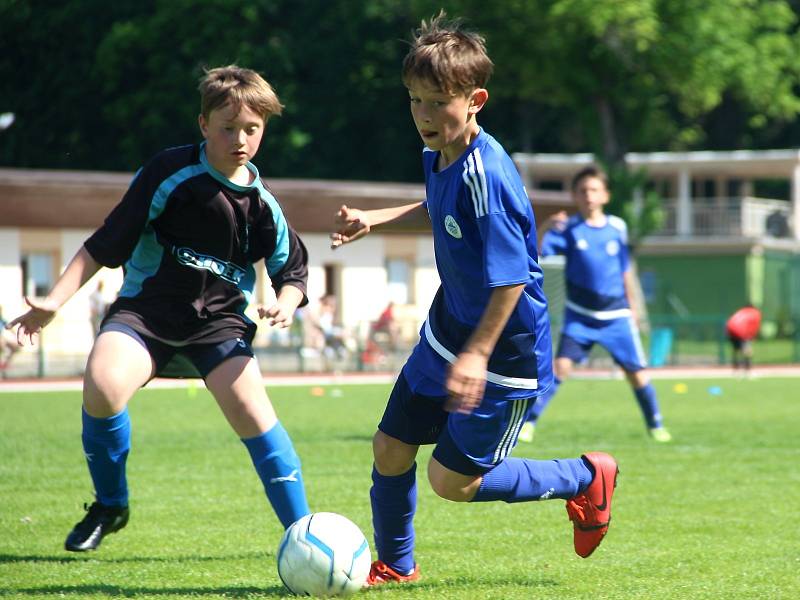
[605,240,620,256]
[444,215,462,238]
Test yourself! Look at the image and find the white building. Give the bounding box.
[0,167,568,375]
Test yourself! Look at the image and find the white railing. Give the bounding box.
[654,197,793,238]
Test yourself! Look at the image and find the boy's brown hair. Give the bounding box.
[198,65,283,121]
[401,12,494,95]
[571,165,610,191]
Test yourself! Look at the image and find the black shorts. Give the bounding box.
[727,334,751,352]
[100,322,254,379]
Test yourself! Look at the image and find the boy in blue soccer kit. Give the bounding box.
[519,166,671,443]
[8,66,311,550]
[332,14,618,585]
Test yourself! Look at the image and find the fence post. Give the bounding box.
[37,333,46,378]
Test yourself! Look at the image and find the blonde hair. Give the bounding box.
[198,65,283,120]
[401,11,494,95]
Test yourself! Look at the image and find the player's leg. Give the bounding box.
[431,399,617,557]
[741,339,754,374]
[434,399,591,503]
[600,317,671,441]
[369,430,420,582]
[520,327,590,442]
[623,368,669,438]
[201,342,309,529]
[367,371,445,585]
[66,326,158,551]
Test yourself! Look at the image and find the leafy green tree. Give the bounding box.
[420,0,800,239]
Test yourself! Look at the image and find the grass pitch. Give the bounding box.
[1,376,798,599]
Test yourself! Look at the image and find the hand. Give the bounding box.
[6,296,59,346]
[258,302,294,329]
[445,351,488,415]
[330,204,370,249]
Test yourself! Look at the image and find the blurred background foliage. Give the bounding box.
[2,0,800,187]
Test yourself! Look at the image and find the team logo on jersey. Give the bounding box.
[173,246,246,285]
[576,238,589,251]
[444,215,462,238]
[606,240,620,256]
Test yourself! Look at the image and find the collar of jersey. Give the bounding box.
[427,127,486,175]
[199,142,260,192]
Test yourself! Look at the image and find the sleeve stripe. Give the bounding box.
[461,149,488,218]
[462,157,482,217]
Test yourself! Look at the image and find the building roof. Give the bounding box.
[513,149,800,178]
[0,167,569,232]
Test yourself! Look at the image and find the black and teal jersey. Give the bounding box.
[84,142,308,345]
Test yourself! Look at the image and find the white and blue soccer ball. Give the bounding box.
[277,512,371,597]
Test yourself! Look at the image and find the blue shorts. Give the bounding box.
[378,368,534,476]
[101,322,254,379]
[558,313,647,372]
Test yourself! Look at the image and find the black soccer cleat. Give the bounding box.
[64,501,129,552]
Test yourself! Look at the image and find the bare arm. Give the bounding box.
[330,202,427,248]
[623,269,638,323]
[446,283,526,414]
[7,246,102,345]
[537,210,568,250]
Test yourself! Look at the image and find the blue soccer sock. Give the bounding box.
[370,464,417,575]
[634,382,663,428]
[472,457,592,503]
[81,407,131,507]
[526,376,561,424]
[242,422,310,529]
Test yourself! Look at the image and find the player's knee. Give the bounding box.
[372,431,415,476]
[427,461,477,502]
[554,358,573,380]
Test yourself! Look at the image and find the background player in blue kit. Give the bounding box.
[519,166,672,443]
[331,13,619,586]
[8,65,312,551]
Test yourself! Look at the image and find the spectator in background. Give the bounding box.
[726,304,762,376]
[0,305,20,372]
[89,281,109,337]
[302,295,350,364]
[371,301,399,350]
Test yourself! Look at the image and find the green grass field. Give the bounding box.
[1,377,798,599]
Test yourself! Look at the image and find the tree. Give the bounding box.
[422,0,800,242]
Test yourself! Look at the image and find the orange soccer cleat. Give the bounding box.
[566,452,619,558]
[365,560,421,586]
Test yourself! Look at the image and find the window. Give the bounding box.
[21,252,55,297]
[386,258,412,305]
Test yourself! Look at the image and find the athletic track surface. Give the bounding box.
[1,364,798,393]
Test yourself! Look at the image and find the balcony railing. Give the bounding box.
[654,197,793,238]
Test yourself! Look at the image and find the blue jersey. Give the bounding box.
[405,129,553,400]
[541,214,631,321]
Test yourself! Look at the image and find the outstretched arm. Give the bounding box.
[446,283,526,414]
[537,210,568,250]
[7,246,101,345]
[330,202,426,248]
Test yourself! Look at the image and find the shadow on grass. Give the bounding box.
[0,551,265,564]
[0,584,287,597]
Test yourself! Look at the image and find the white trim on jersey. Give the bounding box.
[492,398,530,464]
[626,315,648,368]
[608,214,629,244]
[565,300,633,321]
[423,320,539,389]
[462,149,488,218]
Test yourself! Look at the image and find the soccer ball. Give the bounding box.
[277,512,371,597]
